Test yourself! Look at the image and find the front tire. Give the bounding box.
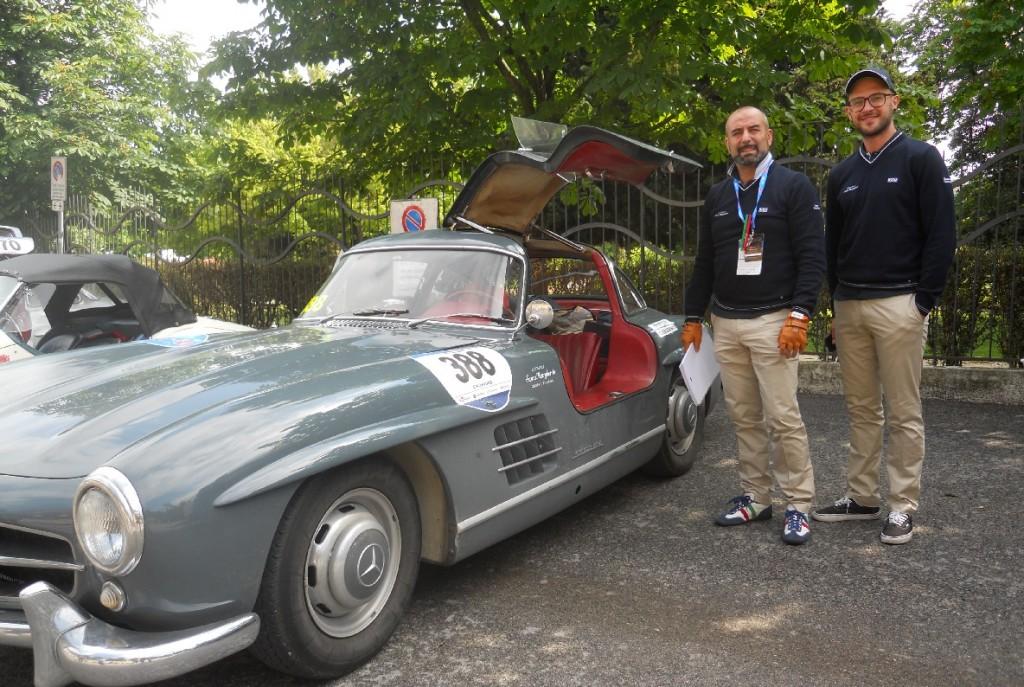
[251,460,421,679]
[643,375,705,477]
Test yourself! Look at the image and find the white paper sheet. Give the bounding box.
[677,324,719,405]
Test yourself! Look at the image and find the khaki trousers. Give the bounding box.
[834,293,928,513]
[711,310,815,512]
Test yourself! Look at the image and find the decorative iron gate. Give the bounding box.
[18,137,1024,366]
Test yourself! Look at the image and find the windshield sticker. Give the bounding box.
[145,334,209,348]
[302,294,326,315]
[412,346,512,412]
[648,319,678,338]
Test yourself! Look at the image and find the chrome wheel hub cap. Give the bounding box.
[305,487,401,637]
[666,383,697,454]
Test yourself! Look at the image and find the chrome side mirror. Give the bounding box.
[524,299,554,330]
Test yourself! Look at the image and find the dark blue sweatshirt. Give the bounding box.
[685,162,826,319]
[825,132,956,313]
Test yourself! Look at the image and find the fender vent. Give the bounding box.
[493,415,560,485]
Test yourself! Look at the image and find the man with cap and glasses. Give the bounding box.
[813,67,956,544]
[682,106,825,545]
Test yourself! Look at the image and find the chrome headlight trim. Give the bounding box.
[73,467,144,576]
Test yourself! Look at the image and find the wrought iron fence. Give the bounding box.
[17,122,1024,367]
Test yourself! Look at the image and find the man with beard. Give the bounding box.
[813,67,955,544]
[682,106,825,545]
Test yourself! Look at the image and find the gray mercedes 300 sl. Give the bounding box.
[0,125,716,686]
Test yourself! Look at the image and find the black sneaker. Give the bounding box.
[715,494,772,526]
[812,496,881,522]
[880,511,913,544]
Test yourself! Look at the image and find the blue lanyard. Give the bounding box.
[733,170,768,247]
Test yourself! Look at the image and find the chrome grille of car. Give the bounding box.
[493,415,560,485]
[0,524,81,609]
[323,319,407,330]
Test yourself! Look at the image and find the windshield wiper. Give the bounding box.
[408,313,515,329]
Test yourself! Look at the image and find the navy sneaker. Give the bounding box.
[812,496,881,522]
[782,507,811,545]
[880,511,913,544]
[715,494,772,526]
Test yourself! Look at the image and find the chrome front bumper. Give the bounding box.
[0,582,259,687]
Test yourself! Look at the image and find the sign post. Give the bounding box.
[50,157,67,253]
[389,198,438,234]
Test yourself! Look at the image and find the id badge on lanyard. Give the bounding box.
[735,172,767,276]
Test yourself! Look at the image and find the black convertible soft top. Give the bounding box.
[0,253,196,335]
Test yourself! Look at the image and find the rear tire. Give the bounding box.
[250,460,421,679]
[643,375,705,477]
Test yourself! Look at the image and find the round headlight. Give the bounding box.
[73,467,144,575]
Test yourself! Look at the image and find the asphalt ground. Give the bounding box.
[5,393,1023,686]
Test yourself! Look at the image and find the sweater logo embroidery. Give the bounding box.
[887,177,899,183]
[714,210,729,217]
[758,207,769,213]
[841,185,859,194]
[943,177,952,184]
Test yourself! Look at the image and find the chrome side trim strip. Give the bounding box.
[496,447,562,473]
[491,428,559,452]
[0,555,84,572]
[457,424,664,534]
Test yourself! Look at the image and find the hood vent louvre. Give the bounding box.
[323,319,407,330]
[493,414,560,485]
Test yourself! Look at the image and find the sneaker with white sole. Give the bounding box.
[812,496,881,522]
[715,494,772,526]
[782,507,811,545]
[880,511,913,544]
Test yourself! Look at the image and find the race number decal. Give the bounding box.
[648,319,678,338]
[412,346,512,412]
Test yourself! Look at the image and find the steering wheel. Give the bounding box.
[445,289,492,303]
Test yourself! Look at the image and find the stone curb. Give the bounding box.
[798,360,1024,405]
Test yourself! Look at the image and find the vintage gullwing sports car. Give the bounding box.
[0,253,253,366]
[0,126,715,686]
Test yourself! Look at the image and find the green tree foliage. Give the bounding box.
[210,0,889,187]
[897,0,1023,164]
[0,0,212,220]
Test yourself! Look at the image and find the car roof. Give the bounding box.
[0,253,196,335]
[444,123,700,234]
[349,228,528,258]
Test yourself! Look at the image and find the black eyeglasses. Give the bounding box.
[846,92,895,110]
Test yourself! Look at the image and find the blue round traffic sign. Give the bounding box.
[401,205,426,232]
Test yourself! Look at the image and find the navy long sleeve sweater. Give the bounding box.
[825,132,956,313]
[684,163,826,319]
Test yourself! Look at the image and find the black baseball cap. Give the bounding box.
[845,66,896,94]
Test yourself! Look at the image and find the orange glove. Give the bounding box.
[778,313,809,358]
[681,321,703,352]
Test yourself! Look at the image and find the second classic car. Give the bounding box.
[0,253,252,365]
[0,125,715,686]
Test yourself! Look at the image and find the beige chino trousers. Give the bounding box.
[711,310,815,512]
[834,293,929,514]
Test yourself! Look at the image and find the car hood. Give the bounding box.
[443,119,701,234]
[0,323,490,479]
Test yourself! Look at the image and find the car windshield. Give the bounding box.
[300,248,524,328]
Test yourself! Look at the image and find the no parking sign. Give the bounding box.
[389,198,438,234]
